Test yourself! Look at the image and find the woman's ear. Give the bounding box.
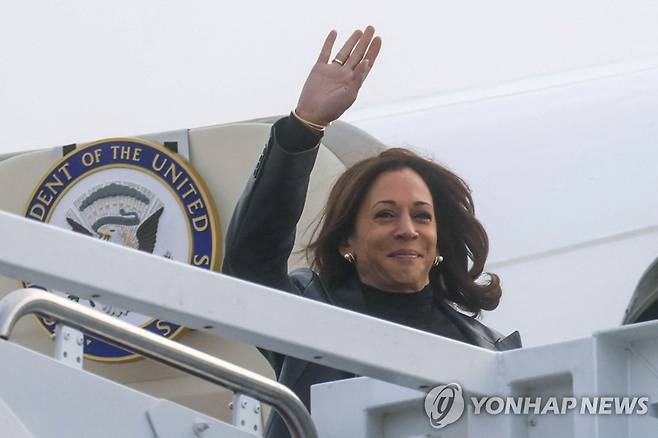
[338,244,351,257]
[338,237,353,257]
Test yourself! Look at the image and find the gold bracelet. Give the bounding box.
[292,108,329,132]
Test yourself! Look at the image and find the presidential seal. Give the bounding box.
[23,138,221,362]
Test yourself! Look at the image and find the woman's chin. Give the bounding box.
[384,273,429,293]
[386,264,428,280]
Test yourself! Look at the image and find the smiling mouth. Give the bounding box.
[388,251,422,258]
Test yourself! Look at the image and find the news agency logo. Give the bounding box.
[424,383,650,429]
[423,383,465,429]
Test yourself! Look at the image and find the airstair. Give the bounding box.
[1,207,658,437]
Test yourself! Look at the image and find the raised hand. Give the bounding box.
[295,26,382,127]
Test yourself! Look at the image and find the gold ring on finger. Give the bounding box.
[332,57,345,66]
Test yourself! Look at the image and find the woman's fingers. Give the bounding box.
[332,29,363,65]
[344,25,375,69]
[363,36,382,68]
[317,30,337,64]
[353,59,371,86]
[352,35,381,86]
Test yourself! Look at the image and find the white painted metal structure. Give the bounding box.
[0,339,257,438]
[0,288,315,438]
[1,202,658,436]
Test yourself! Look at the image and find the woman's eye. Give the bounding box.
[375,211,394,219]
[415,213,433,222]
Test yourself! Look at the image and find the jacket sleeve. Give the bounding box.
[221,118,320,375]
[221,118,320,290]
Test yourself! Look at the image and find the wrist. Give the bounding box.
[276,115,323,153]
[292,108,330,133]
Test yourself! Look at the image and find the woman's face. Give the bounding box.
[341,168,438,293]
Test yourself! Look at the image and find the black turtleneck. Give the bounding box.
[360,282,472,345]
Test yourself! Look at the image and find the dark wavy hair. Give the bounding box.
[306,148,501,314]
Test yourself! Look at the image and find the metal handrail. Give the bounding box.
[0,288,318,438]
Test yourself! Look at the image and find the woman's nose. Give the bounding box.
[394,214,419,239]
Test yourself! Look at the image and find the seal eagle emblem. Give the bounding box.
[24,137,220,362]
[66,182,164,251]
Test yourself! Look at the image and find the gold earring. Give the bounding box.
[344,253,356,264]
[433,255,444,266]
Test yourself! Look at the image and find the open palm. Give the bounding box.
[296,26,382,126]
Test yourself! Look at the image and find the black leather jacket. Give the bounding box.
[222,119,521,438]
